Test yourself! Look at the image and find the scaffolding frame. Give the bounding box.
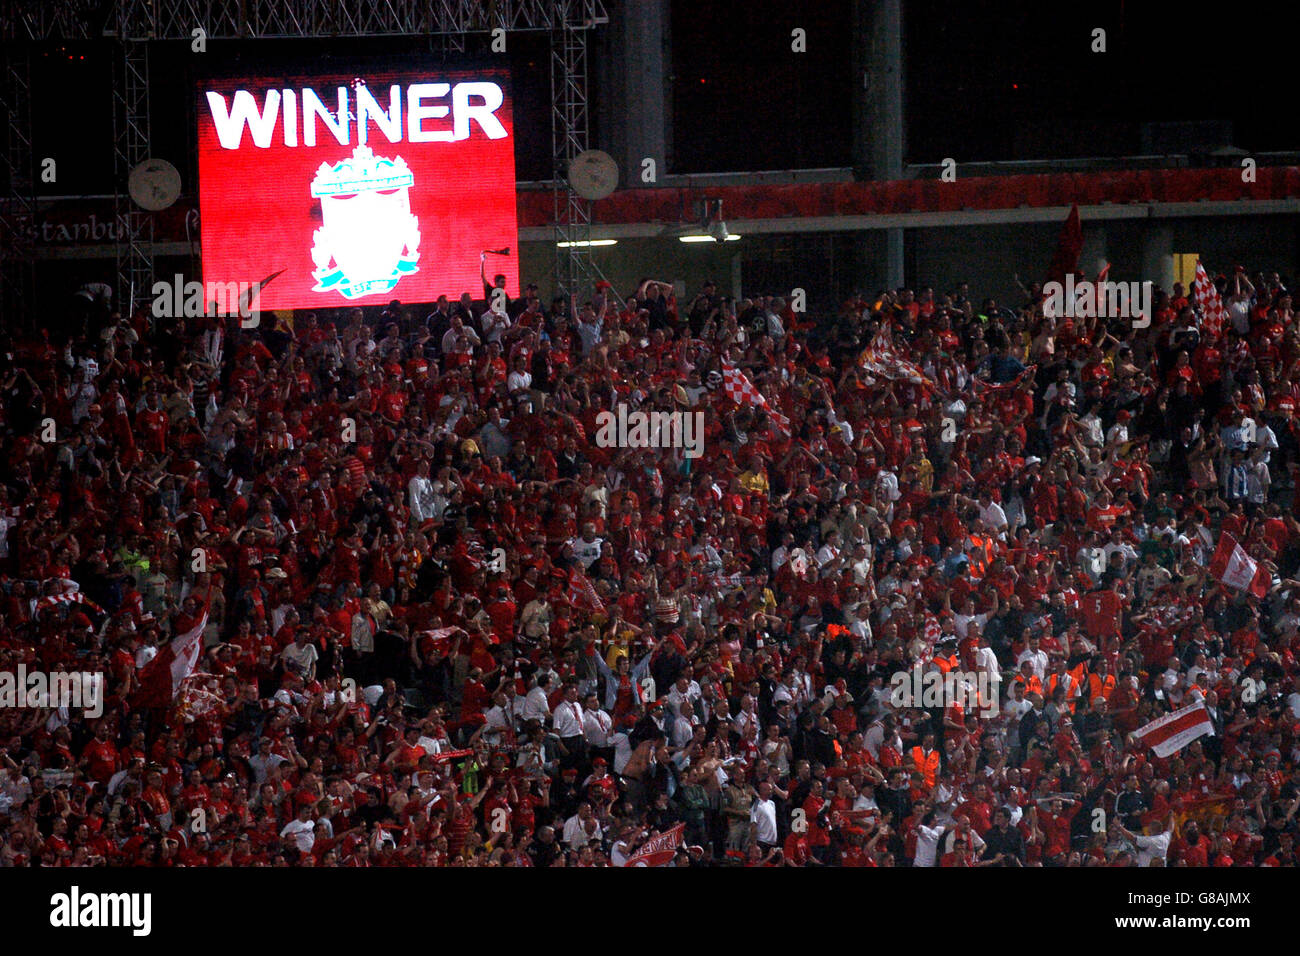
[0,50,36,322]
[550,15,591,298]
[1,0,608,314]
[112,40,152,317]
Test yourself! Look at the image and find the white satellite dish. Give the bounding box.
[567,149,619,200]
[127,158,182,211]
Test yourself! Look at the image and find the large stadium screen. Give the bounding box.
[197,64,520,311]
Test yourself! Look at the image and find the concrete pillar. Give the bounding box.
[884,228,905,289]
[1080,226,1108,278]
[854,0,905,287]
[617,1,670,185]
[1141,224,1175,291]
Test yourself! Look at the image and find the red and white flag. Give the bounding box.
[626,822,686,867]
[568,567,606,614]
[857,324,934,388]
[1208,532,1270,598]
[133,589,211,707]
[430,747,475,764]
[34,589,104,618]
[721,362,790,434]
[1131,700,1215,758]
[1193,261,1227,340]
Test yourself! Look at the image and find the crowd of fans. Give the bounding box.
[3,260,1300,868]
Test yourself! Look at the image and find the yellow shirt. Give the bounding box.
[915,456,934,493]
[739,470,769,494]
[605,637,631,669]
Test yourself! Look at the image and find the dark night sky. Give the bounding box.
[21,1,1300,196]
[671,0,1300,170]
[901,0,1298,164]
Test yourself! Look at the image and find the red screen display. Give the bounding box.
[197,65,519,311]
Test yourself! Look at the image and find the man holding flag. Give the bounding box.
[1129,699,1217,759]
[132,583,213,711]
[720,360,791,434]
[1208,531,1272,599]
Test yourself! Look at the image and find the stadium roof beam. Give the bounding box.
[516,197,1300,242]
[3,0,608,41]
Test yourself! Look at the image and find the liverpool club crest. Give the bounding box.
[310,145,420,299]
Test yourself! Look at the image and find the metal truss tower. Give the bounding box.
[550,14,592,298]
[1,0,608,315]
[0,49,36,324]
[112,40,152,317]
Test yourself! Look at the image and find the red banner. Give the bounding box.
[626,823,686,867]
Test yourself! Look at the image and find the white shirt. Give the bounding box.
[552,699,586,738]
[583,707,613,747]
[850,556,872,586]
[1017,648,1049,681]
[1131,830,1172,867]
[816,543,841,568]
[0,509,17,559]
[863,721,889,759]
[750,797,778,844]
[914,824,947,867]
[522,686,552,724]
[664,682,701,718]
[408,474,438,523]
[442,325,480,354]
[280,818,316,852]
[978,501,1008,538]
[1103,540,1138,567]
[876,471,901,505]
[610,840,634,867]
[974,645,1001,689]
[671,715,695,749]
[562,813,601,849]
[248,751,288,785]
[954,611,991,640]
[483,704,515,746]
[507,369,532,393]
[771,544,792,572]
[569,536,603,570]
[611,731,633,775]
[1004,696,1033,725]
[481,309,510,344]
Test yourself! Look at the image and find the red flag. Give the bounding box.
[1094,262,1110,313]
[626,822,686,866]
[132,588,211,708]
[973,363,1036,395]
[1131,701,1215,758]
[1193,261,1227,340]
[1208,532,1270,598]
[1045,204,1083,289]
